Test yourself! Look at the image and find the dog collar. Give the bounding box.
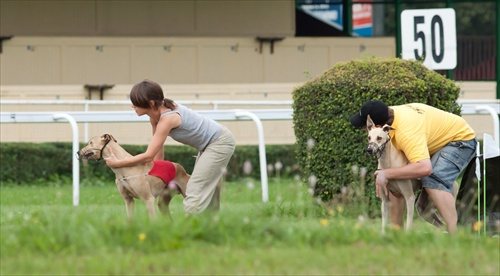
[99,139,113,160]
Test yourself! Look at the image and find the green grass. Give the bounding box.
[1,179,499,275]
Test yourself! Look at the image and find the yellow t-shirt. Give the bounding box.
[389,103,475,163]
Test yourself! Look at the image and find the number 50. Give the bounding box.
[413,15,444,63]
[401,8,456,70]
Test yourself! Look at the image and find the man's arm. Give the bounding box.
[384,159,432,179]
[374,159,431,198]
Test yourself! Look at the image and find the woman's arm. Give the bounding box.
[151,117,165,161]
[105,114,180,168]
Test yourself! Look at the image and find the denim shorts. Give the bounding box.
[421,138,477,193]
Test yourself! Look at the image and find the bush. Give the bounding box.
[292,57,461,208]
[228,145,300,180]
[0,142,297,185]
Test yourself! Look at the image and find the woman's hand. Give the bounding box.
[374,169,389,198]
[104,148,120,168]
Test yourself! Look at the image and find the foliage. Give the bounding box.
[0,142,70,185]
[453,2,497,35]
[383,1,496,36]
[0,142,297,185]
[228,145,301,180]
[292,56,462,207]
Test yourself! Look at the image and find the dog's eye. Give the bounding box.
[367,136,371,140]
[377,136,382,141]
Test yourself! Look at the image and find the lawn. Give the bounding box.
[1,179,499,275]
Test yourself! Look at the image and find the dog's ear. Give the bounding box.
[366,115,374,130]
[101,134,117,142]
[382,124,395,132]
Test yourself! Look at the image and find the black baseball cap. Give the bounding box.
[350,100,389,128]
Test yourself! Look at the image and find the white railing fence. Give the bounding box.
[0,100,294,141]
[1,99,499,206]
[1,108,294,205]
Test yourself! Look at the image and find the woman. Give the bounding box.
[105,79,236,214]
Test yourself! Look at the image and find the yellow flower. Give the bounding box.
[336,205,344,213]
[473,221,483,232]
[320,219,329,226]
[138,233,147,241]
[327,209,335,217]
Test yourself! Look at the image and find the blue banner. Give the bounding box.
[297,0,373,37]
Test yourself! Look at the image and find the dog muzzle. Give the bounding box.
[366,140,389,160]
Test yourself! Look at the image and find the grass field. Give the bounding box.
[1,179,499,275]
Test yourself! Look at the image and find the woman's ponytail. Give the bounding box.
[163,98,176,109]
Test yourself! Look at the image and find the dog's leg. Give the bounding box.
[158,192,173,219]
[116,179,135,220]
[158,184,179,220]
[131,177,157,219]
[380,193,390,234]
[172,163,190,197]
[125,197,135,220]
[405,196,416,231]
[397,183,417,231]
[388,192,406,229]
[142,195,156,219]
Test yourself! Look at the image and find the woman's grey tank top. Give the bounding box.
[160,103,222,151]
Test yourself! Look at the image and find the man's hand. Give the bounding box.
[374,169,389,198]
[104,148,119,168]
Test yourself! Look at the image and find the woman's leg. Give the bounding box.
[184,127,235,213]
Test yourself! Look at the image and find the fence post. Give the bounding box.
[235,111,269,203]
[53,113,80,206]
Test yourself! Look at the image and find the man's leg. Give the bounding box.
[421,139,476,234]
[416,188,444,227]
[424,187,457,234]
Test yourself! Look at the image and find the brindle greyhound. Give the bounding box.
[78,134,190,220]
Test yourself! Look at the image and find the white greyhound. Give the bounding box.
[365,115,421,232]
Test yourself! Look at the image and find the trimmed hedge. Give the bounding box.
[0,142,298,185]
[292,57,461,204]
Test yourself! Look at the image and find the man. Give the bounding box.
[350,100,476,234]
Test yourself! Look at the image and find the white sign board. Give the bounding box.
[401,8,457,70]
